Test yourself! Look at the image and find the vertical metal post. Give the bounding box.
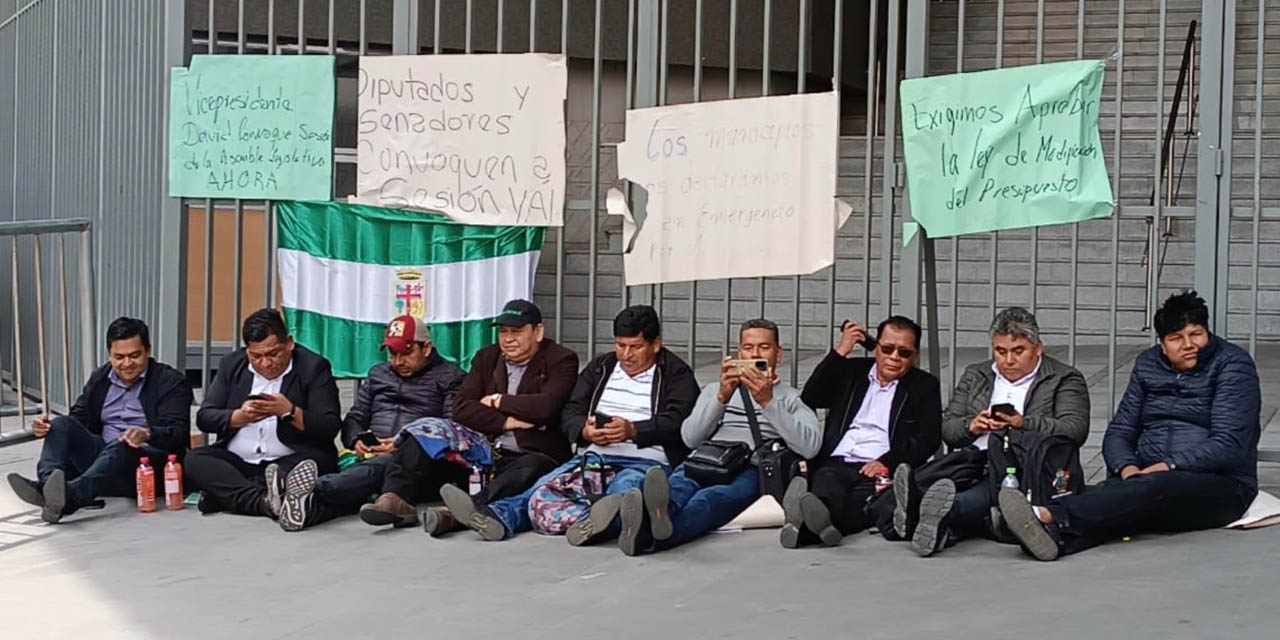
[530,0,537,51]
[1029,0,1044,315]
[10,238,24,421]
[655,0,669,318]
[298,0,305,53]
[1195,0,1232,332]
[788,0,806,385]
[1068,0,1084,366]
[756,0,771,319]
[689,0,703,367]
[862,3,878,326]
[722,0,739,355]
[949,0,964,392]
[556,0,568,342]
[826,0,844,361]
[58,234,71,406]
[622,0,634,312]
[78,229,95,382]
[158,0,189,373]
[988,0,1005,323]
[1148,0,1168,343]
[899,0,931,343]
[202,0,215,390]
[1250,0,1265,357]
[587,0,603,357]
[466,0,473,53]
[32,236,48,413]
[878,0,901,321]
[361,0,368,55]
[497,0,504,53]
[233,1,245,339]
[1108,0,1126,417]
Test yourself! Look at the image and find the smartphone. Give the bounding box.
[246,393,272,402]
[840,319,878,351]
[990,403,1017,418]
[593,412,614,426]
[727,358,772,378]
[355,431,382,447]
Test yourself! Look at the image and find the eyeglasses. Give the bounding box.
[878,344,915,359]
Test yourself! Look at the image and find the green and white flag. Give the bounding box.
[276,200,545,377]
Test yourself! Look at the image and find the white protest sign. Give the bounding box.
[613,91,846,286]
[355,54,567,226]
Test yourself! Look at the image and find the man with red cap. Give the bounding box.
[272,314,465,531]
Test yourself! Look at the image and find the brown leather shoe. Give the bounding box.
[421,506,466,537]
[359,492,419,528]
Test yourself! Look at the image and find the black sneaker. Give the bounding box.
[800,494,843,547]
[279,459,318,532]
[998,489,1061,561]
[440,484,505,541]
[7,473,44,508]
[618,488,654,557]
[911,479,956,557]
[779,476,808,549]
[642,466,672,541]
[566,494,622,547]
[892,464,915,539]
[264,463,284,519]
[41,470,67,524]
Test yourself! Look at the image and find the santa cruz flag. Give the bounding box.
[276,200,545,377]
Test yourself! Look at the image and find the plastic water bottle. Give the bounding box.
[136,457,156,513]
[874,467,893,493]
[1000,466,1019,491]
[164,454,184,511]
[468,466,484,496]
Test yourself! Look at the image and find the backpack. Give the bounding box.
[986,428,1085,505]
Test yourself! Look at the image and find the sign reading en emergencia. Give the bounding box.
[899,59,1115,244]
[167,55,335,200]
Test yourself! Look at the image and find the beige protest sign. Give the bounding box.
[612,91,846,286]
[355,54,567,226]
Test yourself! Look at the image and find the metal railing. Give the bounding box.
[0,219,96,445]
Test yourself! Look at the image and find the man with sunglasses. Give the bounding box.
[781,316,942,548]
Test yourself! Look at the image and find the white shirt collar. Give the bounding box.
[992,358,1041,386]
[251,360,294,384]
[868,365,899,391]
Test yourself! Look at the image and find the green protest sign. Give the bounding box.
[899,59,1114,244]
[168,55,335,200]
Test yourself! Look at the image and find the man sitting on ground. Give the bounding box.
[414,299,579,536]
[440,305,699,541]
[185,308,342,528]
[896,307,1089,556]
[270,315,465,531]
[7,318,192,523]
[576,318,821,555]
[1001,291,1261,561]
[781,316,942,548]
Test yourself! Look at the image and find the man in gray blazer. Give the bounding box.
[895,307,1090,557]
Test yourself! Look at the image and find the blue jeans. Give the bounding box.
[611,464,760,550]
[37,416,167,508]
[486,454,666,538]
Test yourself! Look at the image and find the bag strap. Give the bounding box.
[736,385,765,450]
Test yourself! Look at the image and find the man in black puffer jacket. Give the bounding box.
[1000,291,1261,561]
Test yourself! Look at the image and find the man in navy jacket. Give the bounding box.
[1000,291,1261,561]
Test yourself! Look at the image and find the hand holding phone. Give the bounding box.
[355,431,382,447]
[990,403,1017,419]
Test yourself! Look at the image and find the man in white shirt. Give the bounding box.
[187,308,343,523]
[897,307,1090,557]
[783,316,942,548]
[440,305,700,541]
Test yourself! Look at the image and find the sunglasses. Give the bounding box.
[877,344,915,359]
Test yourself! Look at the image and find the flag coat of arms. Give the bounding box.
[276,200,545,377]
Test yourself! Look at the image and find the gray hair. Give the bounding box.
[989,307,1041,344]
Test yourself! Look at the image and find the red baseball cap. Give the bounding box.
[382,315,429,353]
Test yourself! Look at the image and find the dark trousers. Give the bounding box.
[379,439,471,503]
[1047,471,1252,556]
[304,455,395,525]
[810,461,879,536]
[472,449,561,506]
[947,470,997,539]
[37,415,168,509]
[184,446,334,517]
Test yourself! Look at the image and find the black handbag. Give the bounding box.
[683,439,753,487]
[683,386,806,501]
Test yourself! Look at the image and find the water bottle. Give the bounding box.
[164,454,184,511]
[1000,466,1019,491]
[136,457,156,513]
[468,466,484,496]
[874,467,893,493]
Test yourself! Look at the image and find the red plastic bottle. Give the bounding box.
[164,454,184,511]
[136,457,156,513]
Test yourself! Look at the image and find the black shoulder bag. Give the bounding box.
[683,386,807,502]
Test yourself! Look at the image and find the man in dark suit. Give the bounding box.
[185,308,342,527]
[781,315,942,548]
[7,317,192,523]
[418,299,579,536]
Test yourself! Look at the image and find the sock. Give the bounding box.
[1032,506,1047,522]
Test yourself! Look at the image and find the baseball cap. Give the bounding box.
[492,299,543,327]
[382,315,429,353]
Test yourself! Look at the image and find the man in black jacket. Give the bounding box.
[273,315,466,531]
[7,317,192,523]
[781,315,942,548]
[186,308,342,526]
[442,305,700,541]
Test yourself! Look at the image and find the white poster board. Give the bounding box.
[355,54,567,227]
[611,91,847,286]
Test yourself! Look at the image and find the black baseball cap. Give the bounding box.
[492,299,543,327]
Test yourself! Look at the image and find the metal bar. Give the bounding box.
[57,234,70,409]
[1187,36,1196,135]
[1109,0,1125,417]
[690,0,703,367]
[989,0,1004,324]
[826,0,844,363]
[1029,0,1043,315]
[234,1,245,339]
[497,0,504,53]
[203,0,214,392]
[530,0,537,51]
[621,0,633,312]
[878,0,901,321]
[788,0,806,385]
[10,237,24,422]
[0,219,92,235]
[862,6,878,325]
[555,0,567,342]
[757,0,771,319]
[1150,0,1167,340]
[33,235,48,414]
[298,0,304,53]
[268,0,275,53]
[899,0,929,352]
[587,0,603,358]
[1069,0,1083,366]
[328,0,335,52]
[655,0,670,318]
[466,0,473,53]
[79,228,95,383]
[949,0,964,391]
[360,0,367,55]
[1251,0,1265,356]
[722,0,738,355]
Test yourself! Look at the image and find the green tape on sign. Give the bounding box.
[899,59,1115,244]
[167,54,335,200]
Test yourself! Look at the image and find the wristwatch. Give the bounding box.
[283,402,296,421]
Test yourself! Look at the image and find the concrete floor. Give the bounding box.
[2,343,1280,639]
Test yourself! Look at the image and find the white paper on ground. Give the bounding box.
[1226,490,1280,529]
[716,494,786,532]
